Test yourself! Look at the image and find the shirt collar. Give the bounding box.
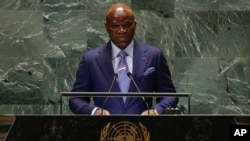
[111,40,134,59]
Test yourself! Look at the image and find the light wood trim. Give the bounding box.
[0,116,15,126]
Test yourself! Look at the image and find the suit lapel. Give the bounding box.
[95,42,124,104]
[95,42,120,92]
[125,40,150,107]
[130,40,150,91]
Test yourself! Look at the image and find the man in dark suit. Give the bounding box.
[69,3,178,115]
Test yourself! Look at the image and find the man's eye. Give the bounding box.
[124,23,131,28]
[110,23,132,29]
[111,25,119,29]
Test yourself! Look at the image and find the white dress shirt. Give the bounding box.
[111,40,134,74]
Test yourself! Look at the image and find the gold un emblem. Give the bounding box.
[100,121,150,141]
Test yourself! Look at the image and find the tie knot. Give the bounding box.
[118,51,128,59]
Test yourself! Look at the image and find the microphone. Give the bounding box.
[101,73,118,115]
[127,72,150,115]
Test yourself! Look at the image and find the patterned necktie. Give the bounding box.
[117,51,131,103]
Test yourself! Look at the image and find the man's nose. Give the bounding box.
[117,26,126,33]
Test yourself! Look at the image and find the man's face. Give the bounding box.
[105,7,136,49]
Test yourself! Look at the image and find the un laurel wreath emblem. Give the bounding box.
[100,121,150,141]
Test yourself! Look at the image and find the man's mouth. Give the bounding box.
[117,37,127,41]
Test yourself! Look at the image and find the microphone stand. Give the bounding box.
[127,72,150,115]
[101,74,118,115]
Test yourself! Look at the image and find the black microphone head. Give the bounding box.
[127,72,132,77]
[114,73,118,78]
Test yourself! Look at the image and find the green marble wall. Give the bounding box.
[0,0,249,115]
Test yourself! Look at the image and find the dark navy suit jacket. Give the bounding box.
[69,40,178,114]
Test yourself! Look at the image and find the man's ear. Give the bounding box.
[133,20,137,29]
[104,22,108,31]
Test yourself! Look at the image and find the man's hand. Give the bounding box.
[141,109,159,115]
[94,109,110,115]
